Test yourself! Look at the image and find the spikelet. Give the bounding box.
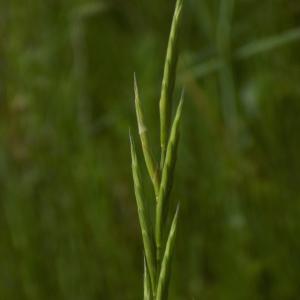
[159,0,183,167]
[156,95,183,264]
[134,74,160,195]
[130,133,156,294]
[156,205,180,300]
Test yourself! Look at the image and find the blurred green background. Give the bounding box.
[1,0,300,299]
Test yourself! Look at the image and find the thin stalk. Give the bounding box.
[144,257,152,300]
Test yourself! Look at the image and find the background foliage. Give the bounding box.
[1,0,300,299]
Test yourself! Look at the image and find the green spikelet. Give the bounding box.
[130,133,156,295]
[159,0,183,167]
[156,205,180,300]
[156,95,183,265]
[134,74,160,195]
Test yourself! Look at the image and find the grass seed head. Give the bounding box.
[130,1,184,299]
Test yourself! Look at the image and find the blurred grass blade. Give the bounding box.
[159,0,183,167]
[71,2,109,20]
[156,205,180,300]
[180,58,222,81]
[144,257,152,300]
[130,133,156,294]
[216,0,235,55]
[216,0,237,133]
[236,27,300,59]
[183,27,300,79]
[156,94,183,265]
[134,74,160,195]
[195,0,214,41]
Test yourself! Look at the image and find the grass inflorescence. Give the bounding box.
[130,0,184,299]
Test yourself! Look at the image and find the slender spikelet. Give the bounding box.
[156,205,180,300]
[159,0,183,167]
[156,95,183,264]
[130,133,156,294]
[134,74,160,195]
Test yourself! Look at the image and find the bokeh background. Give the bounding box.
[1,0,300,299]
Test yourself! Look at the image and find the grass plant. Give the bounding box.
[130,0,183,299]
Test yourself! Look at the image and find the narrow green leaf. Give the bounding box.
[156,205,180,300]
[130,133,156,294]
[159,0,183,167]
[156,94,183,265]
[134,74,160,195]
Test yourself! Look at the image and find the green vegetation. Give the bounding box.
[1,0,300,299]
